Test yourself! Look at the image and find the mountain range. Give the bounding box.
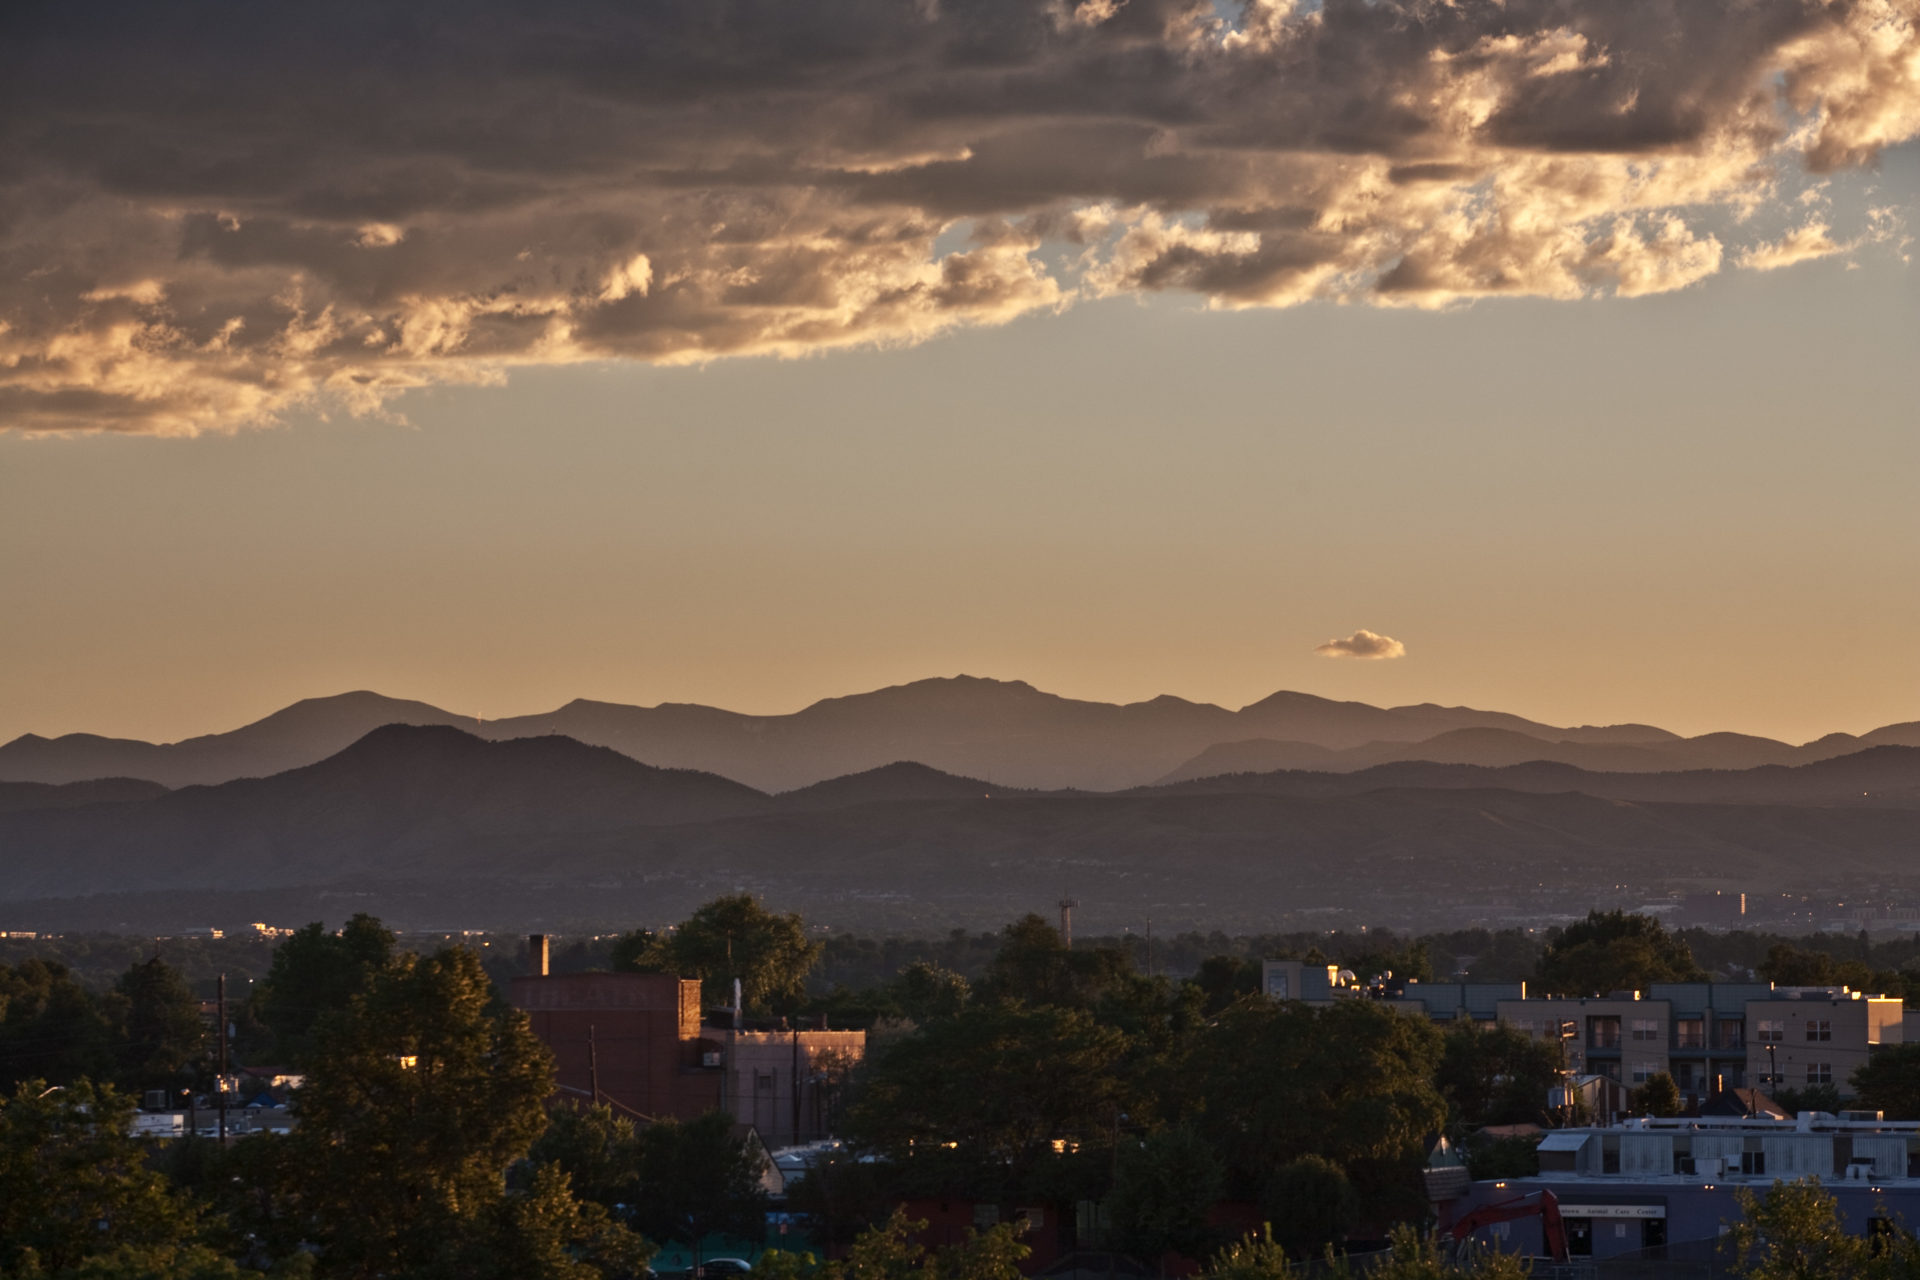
[6,720,1920,933]
[5,677,1916,792]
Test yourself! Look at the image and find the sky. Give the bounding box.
[4,0,1919,746]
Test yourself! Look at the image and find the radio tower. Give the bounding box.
[1058,895,1078,948]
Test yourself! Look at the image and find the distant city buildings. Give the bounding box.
[1262,961,1903,1101]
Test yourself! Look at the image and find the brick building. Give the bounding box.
[506,936,864,1143]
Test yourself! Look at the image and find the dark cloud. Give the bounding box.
[1,0,1915,432]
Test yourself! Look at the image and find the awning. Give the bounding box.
[1538,1132,1590,1151]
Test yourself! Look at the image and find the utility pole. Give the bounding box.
[216,973,228,1143]
[791,1020,802,1146]
[588,1024,601,1106]
[1058,897,1077,948]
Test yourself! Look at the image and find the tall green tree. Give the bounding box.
[1436,1023,1562,1129]
[1107,1126,1226,1263]
[1536,911,1706,996]
[1850,1044,1920,1120]
[1632,1072,1683,1118]
[0,961,117,1090]
[1263,1156,1357,1258]
[848,1001,1130,1188]
[1724,1177,1920,1279]
[114,956,205,1092]
[285,946,636,1278]
[616,896,821,1011]
[1186,999,1446,1224]
[0,1079,223,1277]
[978,916,1133,1009]
[251,915,395,1065]
[627,1111,770,1259]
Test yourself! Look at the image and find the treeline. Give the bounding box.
[15,916,1920,1009]
[12,903,1920,1279]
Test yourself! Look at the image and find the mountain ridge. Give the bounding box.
[4,677,1914,793]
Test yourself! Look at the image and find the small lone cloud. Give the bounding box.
[1315,629,1407,660]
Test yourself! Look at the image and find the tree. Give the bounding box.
[978,916,1133,1009]
[891,961,971,1023]
[1723,1177,1920,1279]
[1187,1000,1446,1225]
[847,1001,1130,1189]
[1189,957,1261,1014]
[617,895,821,1011]
[1107,1126,1226,1262]
[454,1164,653,1280]
[284,945,635,1277]
[1632,1072,1683,1118]
[525,1103,642,1211]
[251,915,395,1065]
[0,960,117,1090]
[1204,1227,1299,1280]
[627,1110,770,1258]
[114,956,205,1092]
[1536,911,1706,996]
[1263,1156,1357,1258]
[1851,1044,1920,1120]
[1435,1023,1562,1129]
[826,1209,1030,1280]
[0,1079,216,1277]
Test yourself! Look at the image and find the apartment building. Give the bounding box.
[1744,988,1905,1097]
[1259,962,1903,1100]
[1492,984,1901,1099]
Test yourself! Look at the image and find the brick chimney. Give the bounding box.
[529,934,549,977]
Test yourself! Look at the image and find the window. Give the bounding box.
[1632,1063,1655,1083]
[1718,1019,1746,1050]
[1675,1018,1704,1048]
[1591,1017,1622,1049]
[1757,1019,1785,1043]
[1808,1020,1833,1043]
[1808,1063,1833,1085]
[1742,1151,1767,1176]
[1633,1018,1663,1043]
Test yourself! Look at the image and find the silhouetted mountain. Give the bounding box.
[0,692,468,787]
[6,726,1920,932]
[0,676,1742,792]
[0,725,768,899]
[773,761,1030,810]
[1154,722,1920,784]
[9,677,1919,794]
[1146,744,1920,808]
[0,778,168,815]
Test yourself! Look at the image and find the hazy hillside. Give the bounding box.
[0,777,168,815]
[6,725,1920,932]
[0,692,468,787]
[1148,744,1920,807]
[1,676,1847,793]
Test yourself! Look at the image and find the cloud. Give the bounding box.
[3,0,1918,433]
[1315,630,1407,660]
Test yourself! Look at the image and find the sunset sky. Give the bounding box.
[4,0,1918,746]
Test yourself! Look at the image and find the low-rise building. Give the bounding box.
[1447,1112,1920,1260]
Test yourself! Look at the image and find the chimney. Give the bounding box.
[528,934,549,977]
